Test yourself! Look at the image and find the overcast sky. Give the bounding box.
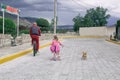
[0,0,120,25]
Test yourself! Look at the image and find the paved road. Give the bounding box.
[0,40,50,57]
[0,38,120,80]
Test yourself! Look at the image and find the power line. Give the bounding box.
[71,0,88,9]
[57,1,84,13]
[71,0,96,9]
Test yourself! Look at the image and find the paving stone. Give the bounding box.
[0,38,120,80]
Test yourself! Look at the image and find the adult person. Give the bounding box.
[30,22,41,52]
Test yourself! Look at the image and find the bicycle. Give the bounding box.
[33,39,37,56]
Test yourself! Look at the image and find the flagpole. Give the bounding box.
[17,11,19,37]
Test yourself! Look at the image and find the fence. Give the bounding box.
[0,33,78,48]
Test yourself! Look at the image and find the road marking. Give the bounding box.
[0,42,51,64]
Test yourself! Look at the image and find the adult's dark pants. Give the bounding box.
[31,35,39,51]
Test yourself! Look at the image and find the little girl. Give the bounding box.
[50,35,63,61]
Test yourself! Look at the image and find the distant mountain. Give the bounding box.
[1,11,120,27]
[21,17,38,23]
[0,11,32,27]
[0,11,17,19]
[0,11,40,27]
[57,25,73,29]
[107,16,120,27]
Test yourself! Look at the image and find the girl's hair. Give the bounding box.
[54,35,58,41]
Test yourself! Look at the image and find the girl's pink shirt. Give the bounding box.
[51,40,61,46]
[50,40,62,53]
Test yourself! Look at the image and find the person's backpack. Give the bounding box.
[31,27,39,35]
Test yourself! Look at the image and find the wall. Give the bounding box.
[79,26,115,37]
[0,34,11,47]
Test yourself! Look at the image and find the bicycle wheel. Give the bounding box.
[33,41,37,56]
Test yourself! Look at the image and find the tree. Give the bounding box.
[50,17,58,32]
[73,14,84,32]
[85,7,110,26]
[84,16,94,27]
[0,18,16,37]
[116,20,120,40]
[50,18,54,32]
[72,7,110,32]
[36,18,50,32]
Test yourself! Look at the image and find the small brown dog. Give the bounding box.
[82,51,87,60]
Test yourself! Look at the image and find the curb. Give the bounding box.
[61,36,105,39]
[106,39,120,45]
[0,42,51,64]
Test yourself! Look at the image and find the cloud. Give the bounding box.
[2,0,120,14]
[23,0,54,11]
[0,0,120,25]
[1,0,27,8]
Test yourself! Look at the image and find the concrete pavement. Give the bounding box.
[0,38,120,80]
[0,40,51,64]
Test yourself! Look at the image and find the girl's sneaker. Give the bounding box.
[50,57,56,61]
[57,56,61,61]
[53,58,57,61]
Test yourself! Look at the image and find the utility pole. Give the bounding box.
[2,9,4,35]
[54,0,57,34]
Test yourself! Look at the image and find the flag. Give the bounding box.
[1,3,19,15]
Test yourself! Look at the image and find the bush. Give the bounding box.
[57,29,71,33]
[20,30,29,34]
[0,18,16,37]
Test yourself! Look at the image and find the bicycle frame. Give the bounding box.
[33,39,37,56]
